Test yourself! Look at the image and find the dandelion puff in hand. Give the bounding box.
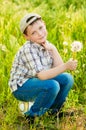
[71,41,83,52]
[71,41,83,60]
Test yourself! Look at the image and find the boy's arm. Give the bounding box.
[37,42,77,80]
[50,45,63,67]
[37,59,77,80]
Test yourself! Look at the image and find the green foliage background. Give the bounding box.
[0,0,86,129]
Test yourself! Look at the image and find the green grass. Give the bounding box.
[0,0,86,129]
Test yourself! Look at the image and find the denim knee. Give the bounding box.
[47,80,60,97]
[64,73,74,88]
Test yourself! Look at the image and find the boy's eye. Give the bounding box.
[39,26,43,30]
[31,31,36,35]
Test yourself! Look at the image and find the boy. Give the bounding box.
[9,13,77,121]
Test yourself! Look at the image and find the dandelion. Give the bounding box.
[0,44,7,52]
[71,41,83,52]
[63,41,68,46]
[71,41,83,59]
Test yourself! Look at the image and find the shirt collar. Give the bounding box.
[30,40,45,50]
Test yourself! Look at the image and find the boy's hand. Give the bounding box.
[65,59,78,71]
[41,42,55,51]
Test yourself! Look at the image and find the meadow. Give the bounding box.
[0,0,86,129]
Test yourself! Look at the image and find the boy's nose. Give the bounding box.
[38,30,43,36]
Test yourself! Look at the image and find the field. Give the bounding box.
[0,0,86,130]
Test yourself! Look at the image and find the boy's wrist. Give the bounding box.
[64,63,68,71]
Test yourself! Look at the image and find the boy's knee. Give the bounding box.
[50,80,60,95]
[45,80,60,95]
[64,73,74,87]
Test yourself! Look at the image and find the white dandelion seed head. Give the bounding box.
[71,41,83,52]
[63,41,68,46]
[0,44,7,52]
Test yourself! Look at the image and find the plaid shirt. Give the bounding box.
[9,40,53,92]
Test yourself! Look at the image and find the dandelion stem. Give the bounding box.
[73,52,76,60]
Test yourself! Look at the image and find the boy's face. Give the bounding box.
[24,20,47,44]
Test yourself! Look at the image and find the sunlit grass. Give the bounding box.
[0,0,86,129]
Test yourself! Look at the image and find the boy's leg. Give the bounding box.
[50,72,74,111]
[13,78,60,117]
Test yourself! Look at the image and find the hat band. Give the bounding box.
[26,16,35,23]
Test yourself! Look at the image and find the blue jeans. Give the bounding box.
[13,72,74,117]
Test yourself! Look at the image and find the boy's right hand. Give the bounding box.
[65,59,78,71]
[41,42,56,51]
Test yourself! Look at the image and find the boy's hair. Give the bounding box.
[24,18,41,35]
[20,13,41,34]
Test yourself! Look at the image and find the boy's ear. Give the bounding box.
[23,34,30,40]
